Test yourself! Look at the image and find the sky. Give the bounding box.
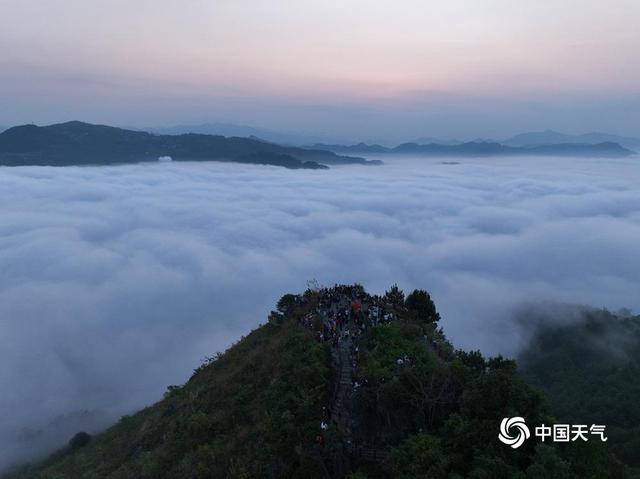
[1,155,639,469]
[1,0,639,140]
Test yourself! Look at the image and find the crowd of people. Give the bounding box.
[287,283,446,464]
[297,284,420,376]
[294,284,426,455]
[300,285,401,342]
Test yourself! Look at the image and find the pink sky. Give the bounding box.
[1,0,639,139]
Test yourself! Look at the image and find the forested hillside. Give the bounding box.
[5,286,634,478]
[0,122,375,169]
[519,308,640,472]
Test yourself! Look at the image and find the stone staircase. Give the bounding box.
[324,296,391,468]
[331,337,354,437]
[356,446,390,463]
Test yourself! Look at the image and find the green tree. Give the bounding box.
[68,432,91,450]
[383,284,405,307]
[405,289,440,323]
[526,444,573,479]
[392,434,449,479]
[277,294,298,314]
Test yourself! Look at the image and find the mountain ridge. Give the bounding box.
[503,130,640,150]
[312,140,636,157]
[141,123,640,150]
[4,284,633,478]
[0,121,377,169]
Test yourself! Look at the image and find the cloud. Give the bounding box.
[0,155,639,469]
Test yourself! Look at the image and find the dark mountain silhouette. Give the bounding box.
[517,142,635,157]
[504,130,640,150]
[311,142,389,155]
[4,284,633,478]
[391,141,635,157]
[0,122,375,169]
[305,140,635,157]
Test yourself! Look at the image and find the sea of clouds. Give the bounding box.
[1,155,639,469]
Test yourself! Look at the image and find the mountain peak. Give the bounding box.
[7,283,632,478]
[0,121,376,169]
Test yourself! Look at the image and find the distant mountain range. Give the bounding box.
[310,142,390,154]
[313,140,636,158]
[0,122,636,168]
[503,130,640,150]
[0,122,378,169]
[147,123,640,151]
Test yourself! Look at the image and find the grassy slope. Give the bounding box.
[7,313,331,479]
[6,289,636,479]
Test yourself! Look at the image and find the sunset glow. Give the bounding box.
[2,0,639,138]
